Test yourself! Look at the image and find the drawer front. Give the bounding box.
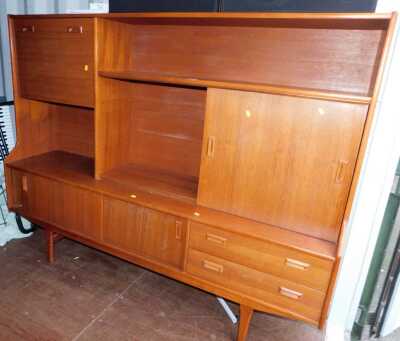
[187,249,325,323]
[189,222,333,292]
[14,18,94,107]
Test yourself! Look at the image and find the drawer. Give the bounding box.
[189,222,333,292]
[187,249,325,323]
[14,18,94,107]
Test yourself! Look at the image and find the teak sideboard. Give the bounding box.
[5,12,397,340]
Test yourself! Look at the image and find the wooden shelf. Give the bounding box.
[101,164,198,203]
[98,70,372,105]
[7,151,336,260]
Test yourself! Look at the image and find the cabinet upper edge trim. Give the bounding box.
[8,12,394,20]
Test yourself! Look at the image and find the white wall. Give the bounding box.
[24,0,92,14]
[26,0,55,13]
[0,0,25,101]
[58,0,90,13]
[325,2,400,340]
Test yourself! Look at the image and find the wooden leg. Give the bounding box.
[46,230,63,264]
[237,305,254,341]
[47,230,55,264]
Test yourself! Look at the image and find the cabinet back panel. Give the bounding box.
[51,104,94,158]
[97,77,205,179]
[8,99,94,161]
[99,20,385,96]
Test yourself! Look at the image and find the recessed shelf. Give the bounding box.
[7,151,197,204]
[101,164,198,203]
[98,70,372,105]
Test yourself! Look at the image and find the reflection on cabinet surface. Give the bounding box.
[6,12,396,341]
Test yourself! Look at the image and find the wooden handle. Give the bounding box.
[279,287,303,300]
[175,220,182,240]
[22,25,35,33]
[66,26,83,33]
[206,233,227,246]
[207,136,215,158]
[285,258,310,270]
[203,260,223,273]
[335,160,349,184]
[22,175,28,192]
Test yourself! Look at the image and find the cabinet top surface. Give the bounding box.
[8,12,394,20]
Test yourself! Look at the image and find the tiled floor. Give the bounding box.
[0,230,326,341]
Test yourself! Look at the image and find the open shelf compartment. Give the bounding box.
[97,16,387,102]
[95,76,206,202]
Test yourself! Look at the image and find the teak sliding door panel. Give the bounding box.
[21,173,54,222]
[17,173,101,241]
[141,209,187,269]
[102,197,144,255]
[14,18,94,107]
[198,88,368,242]
[52,182,102,240]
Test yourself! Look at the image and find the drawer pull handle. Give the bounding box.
[203,260,223,273]
[22,26,35,33]
[285,258,310,270]
[67,26,83,33]
[279,287,303,300]
[22,176,28,192]
[206,233,227,246]
[207,136,215,158]
[175,221,182,240]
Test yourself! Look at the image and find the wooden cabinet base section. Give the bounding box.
[238,305,254,341]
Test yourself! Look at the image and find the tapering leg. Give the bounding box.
[46,230,63,264]
[237,305,254,341]
[47,230,55,264]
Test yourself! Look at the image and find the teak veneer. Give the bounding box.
[5,12,397,341]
